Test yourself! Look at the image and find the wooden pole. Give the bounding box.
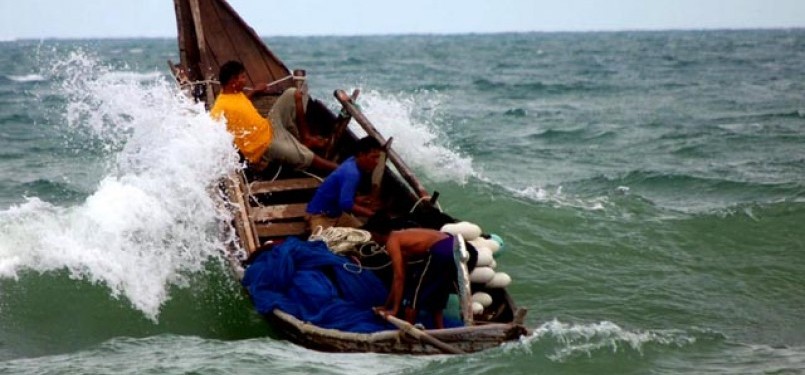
[370,137,393,201]
[334,90,429,199]
[373,308,465,355]
[187,0,215,106]
[227,172,258,255]
[325,89,359,160]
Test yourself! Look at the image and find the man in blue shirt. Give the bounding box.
[306,136,383,230]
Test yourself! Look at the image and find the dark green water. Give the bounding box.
[0,30,803,374]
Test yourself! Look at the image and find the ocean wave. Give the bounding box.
[17,179,87,203]
[415,83,457,91]
[613,170,802,194]
[503,108,527,117]
[472,78,608,96]
[505,320,805,372]
[500,170,804,217]
[508,184,608,211]
[0,335,433,374]
[6,74,46,83]
[510,319,709,362]
[350,89,477,184]
[617,172,798,211]
[526,127,617,142]
[0,113,35,131]
[0,51,240,321]
[98,70,165,83]
[658,343,805,374]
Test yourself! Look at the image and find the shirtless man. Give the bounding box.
[373,228,457,329]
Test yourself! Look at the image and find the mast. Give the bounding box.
[173,0,292,100]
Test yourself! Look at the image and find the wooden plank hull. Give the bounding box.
[270,310,527,355]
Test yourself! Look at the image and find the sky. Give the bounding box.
[1,0,804,40]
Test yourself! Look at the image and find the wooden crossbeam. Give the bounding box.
[249,178,320,195]
[251,203,308,222]
[255,222,308,237]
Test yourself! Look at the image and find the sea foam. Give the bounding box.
[0,50,239,320]
[7,74,46,82]
[510,319,698,361]
[347,89,476,184]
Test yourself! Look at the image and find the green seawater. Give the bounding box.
[0,30,804,374]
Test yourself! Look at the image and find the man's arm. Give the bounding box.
[380,232,406,316]
[338,171,375,217]
[244,83,269,99]
[376,229,446,316]
[294,88,310,140]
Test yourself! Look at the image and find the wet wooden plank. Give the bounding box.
[251,203,308,222]
[249,178,320,195]
[255,221,307,237]
[225,173,259,254]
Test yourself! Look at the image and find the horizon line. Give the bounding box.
[4,26,804,42]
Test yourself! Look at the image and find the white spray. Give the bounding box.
[0,50,240,321]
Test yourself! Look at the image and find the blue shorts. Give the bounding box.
[403,235,457,312]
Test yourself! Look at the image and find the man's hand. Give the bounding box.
[252,82,268,93]
[355,195,381,211]
[373,306,398,319]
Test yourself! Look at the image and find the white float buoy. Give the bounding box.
[475,246,494,267]
[468,238,485,249]
[489,234,505,257]
[486,272,512,288]
[482,238,501,253]
[471,301,484,315]
[440,221,482,241]
[471,292,493,307]
[469,266,495,284]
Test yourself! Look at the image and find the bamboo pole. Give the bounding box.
[325,89,360,160]
[187,0,215,105]
[370,137,393,201]
[373,308,465,355]
[334,90,429,199]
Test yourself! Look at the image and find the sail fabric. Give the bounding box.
[242,237,393,333]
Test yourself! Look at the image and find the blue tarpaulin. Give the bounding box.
[242,237,394,333]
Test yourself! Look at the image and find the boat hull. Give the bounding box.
[269,309,528,355]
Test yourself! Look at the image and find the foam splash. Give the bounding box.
[7,74,46,82]
[0,50,239,320]
[337,89,616,211]
[346,89,476,184]
[510,319,696,361]
[507,184,608,211]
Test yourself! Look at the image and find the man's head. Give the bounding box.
[354,136,383,173]
[218,61,247,91]
[362,211,394,244]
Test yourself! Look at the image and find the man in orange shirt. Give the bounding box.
[210,61,336,171]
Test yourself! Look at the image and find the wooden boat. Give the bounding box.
[170,0,529,354]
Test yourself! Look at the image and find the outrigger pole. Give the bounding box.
[334,90,430,200]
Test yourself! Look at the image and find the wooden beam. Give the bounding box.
[255,222,308,237]
[225,173,258,254]
[187,0,216,105]
[371,137,393,201]
[334,90,429,199]
[251,203,308,222]
[374,308,466,354]
[249,178,320,195]
[325,89,360,160]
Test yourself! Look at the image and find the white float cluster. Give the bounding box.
[440,221,511,315]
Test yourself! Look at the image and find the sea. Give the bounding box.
[0,29,803,374]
